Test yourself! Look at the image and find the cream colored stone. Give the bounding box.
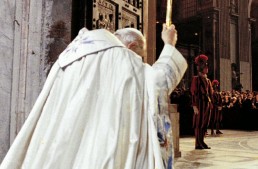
[169,104,181,158]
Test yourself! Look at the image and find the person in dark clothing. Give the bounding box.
[191,54,213,149]
[210,80,223,135]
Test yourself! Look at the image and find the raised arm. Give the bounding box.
[152,24,188,94]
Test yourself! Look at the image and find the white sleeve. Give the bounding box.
[152,44,188,94]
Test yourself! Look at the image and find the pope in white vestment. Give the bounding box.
[0,25,187,169]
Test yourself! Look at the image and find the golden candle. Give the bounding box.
[166,0,173,26]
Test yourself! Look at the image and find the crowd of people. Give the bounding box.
[221,90,258,110]
[172,88,258,109]
[171,87,258,134]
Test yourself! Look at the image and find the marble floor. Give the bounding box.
[174,130,258,169]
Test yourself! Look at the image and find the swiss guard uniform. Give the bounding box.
[210,80,223,135]
[191,54,213,149]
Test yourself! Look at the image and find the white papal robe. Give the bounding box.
[0,28,187,169]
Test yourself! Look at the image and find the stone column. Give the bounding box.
[169,104,181,158]
[0,0,15,162]
[10,0,46,144]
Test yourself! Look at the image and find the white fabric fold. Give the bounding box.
[0,28,187,169]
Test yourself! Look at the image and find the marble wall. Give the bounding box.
[0,0,73,163]
[220,58,232,91]
[0,0,15,162]
[240,61,252,91]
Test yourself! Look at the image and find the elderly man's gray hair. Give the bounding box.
[114,28,146,56]
[114,28,145,45]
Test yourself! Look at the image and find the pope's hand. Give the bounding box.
[162,24,177,46]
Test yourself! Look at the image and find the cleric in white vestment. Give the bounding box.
[0,24,187,169]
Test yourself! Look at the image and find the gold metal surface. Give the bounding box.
[166,0,173,26]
